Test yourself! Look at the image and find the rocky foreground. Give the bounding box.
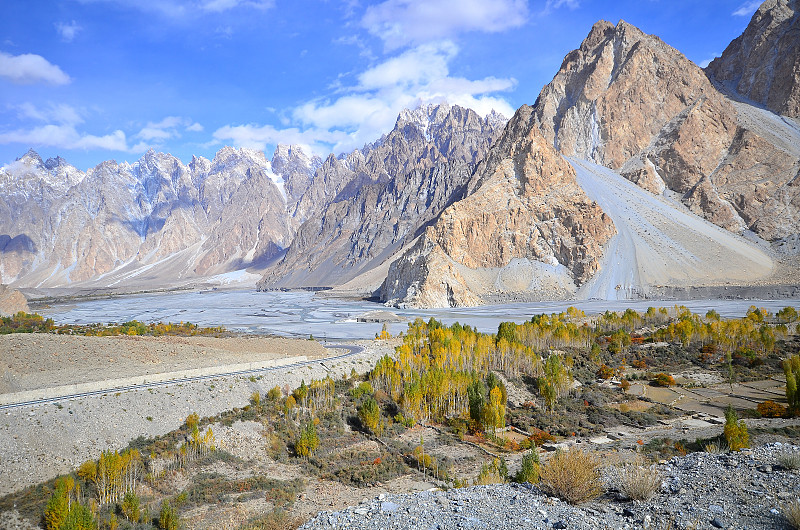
[302,444,799,530]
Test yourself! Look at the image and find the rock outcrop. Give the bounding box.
[706,0,800,118]
[258,104,505,291]
[0,284,29,316]
[381,106,615,308]
[532,17,800,244]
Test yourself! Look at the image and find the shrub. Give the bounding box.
[267,386,282,401]
[596,364,615,380]
[538,449,602,504]
[650,373,675,387]
[785,499,800,530]
[250,392,261,407]
[777,450,800,471]
[723,405,749,451]
[241,509,304,530]
[615,464,661,501]
[757,400,786,418]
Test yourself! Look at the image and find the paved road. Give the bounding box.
[0,343,364,411]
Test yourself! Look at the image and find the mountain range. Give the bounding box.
[1,0,798,308]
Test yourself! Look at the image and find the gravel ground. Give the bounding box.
[0,333,328,394]
[0,340,394,495]
[302,443,800,530]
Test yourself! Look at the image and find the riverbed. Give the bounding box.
[37,289,800,340]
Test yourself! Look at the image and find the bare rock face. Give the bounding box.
[381,106,615,308]
[258,104,505,290]
[533,18,800,243]
[706,0,800,118]
[0,284,29,316]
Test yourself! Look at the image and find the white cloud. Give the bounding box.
[77,0,273,17]
[293,42,515,149]
[135,116,199,143]
[732,0,761,16]
[55,21,82,42]
[16,102,84,126]
[214,41,514,157]
[0,51,71,85]
[362,0,529,49]
[545,0,579,10]
[200,0,273,12]
[698,54,720,68]
[0,124,128,151]
[211,123,349,155]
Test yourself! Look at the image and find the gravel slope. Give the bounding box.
[302,443,800,530]
[570,157,774,300]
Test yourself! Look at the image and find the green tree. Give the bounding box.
[61,504,95,530]
[538,354,571,411]
[785,354,800,412]
[514,449,540,483]
[467,378,487,428]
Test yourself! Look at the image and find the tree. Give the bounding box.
[467,378,487,428]
[538,354,572,411]
[44,481,69,530]
[158,500,179,530]
[723,405,749,451]
[514,449,540,483]
[358,396,383,435]
[121,491,140,522]
[483,386,506,435]
[294,421,319,458]
[785,354,800,412]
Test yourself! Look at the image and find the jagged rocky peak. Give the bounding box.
[2,149,85,192]
[533,18,721,169]
[706,0,800,117]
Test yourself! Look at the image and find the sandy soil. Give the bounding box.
[569,157,775,300]
[0,334,327,394]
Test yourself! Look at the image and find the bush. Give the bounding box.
[777,450,800,471]
[538,450,602,504]
[615,464,661,501]
[757,400,786,418]
[650,373,675,387]
[785,499,800,530]
[241,509,304,530]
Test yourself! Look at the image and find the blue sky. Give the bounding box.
[0,0,766,170]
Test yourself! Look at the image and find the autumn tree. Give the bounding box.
[483,385,506,435]
[358,396,383,435]
[537,354,572,411]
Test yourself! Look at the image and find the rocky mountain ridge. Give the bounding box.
[257,103,506,291]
